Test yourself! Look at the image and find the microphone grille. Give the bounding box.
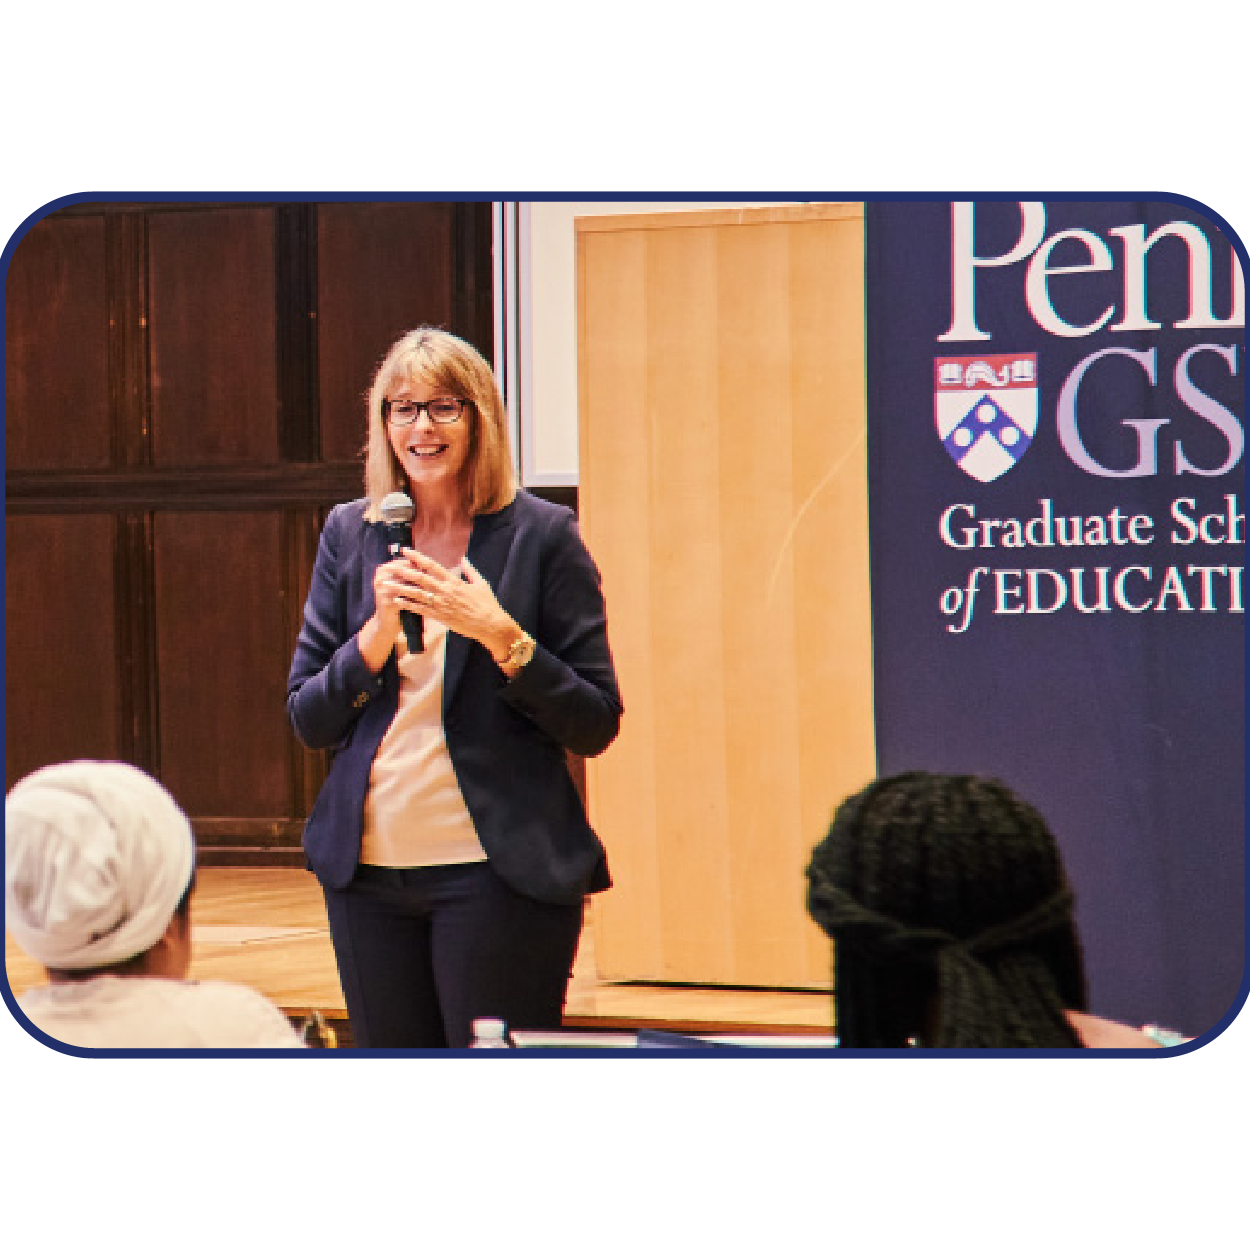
[380,491,414,524]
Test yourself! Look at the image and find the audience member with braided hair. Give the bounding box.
[805,772,1177,1049]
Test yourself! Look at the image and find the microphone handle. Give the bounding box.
[400,609,425,654]
[384,521,425,654]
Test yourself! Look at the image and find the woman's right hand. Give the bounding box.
[356,556,410,672]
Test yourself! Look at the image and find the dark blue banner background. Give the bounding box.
[866,199,1245,1037]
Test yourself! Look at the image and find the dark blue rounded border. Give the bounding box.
[3,191,1244,1060]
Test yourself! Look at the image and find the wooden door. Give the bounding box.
[577,204,874,988]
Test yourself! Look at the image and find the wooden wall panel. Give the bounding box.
[152,511,290,816]
[6,200,494,864]
[789,221,879,978]
[316,203,456,462]
[572,230,664,973]
[578,205,874,989]
[4,215,110,471]
[4,515,120,786]
[148,207,279,466]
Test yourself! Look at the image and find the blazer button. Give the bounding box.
[353,692,369,708]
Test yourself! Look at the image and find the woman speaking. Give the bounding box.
[288,327,622,1048]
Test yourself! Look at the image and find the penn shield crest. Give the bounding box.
[935,353,1038,482]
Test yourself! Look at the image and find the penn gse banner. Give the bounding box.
[866,200,1245,1039]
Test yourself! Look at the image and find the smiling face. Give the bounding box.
[385,380,473,499]
[365,327,516,521]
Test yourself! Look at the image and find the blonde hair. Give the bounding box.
[363,327,517,520]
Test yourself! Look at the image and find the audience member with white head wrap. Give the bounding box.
[6,760,195,970]
[6,761,303,1049]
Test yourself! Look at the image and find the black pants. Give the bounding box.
[322,861,584,1049]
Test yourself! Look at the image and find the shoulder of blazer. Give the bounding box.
[505,489,575,538]
[326,498,371,536]
[321,498,373,563]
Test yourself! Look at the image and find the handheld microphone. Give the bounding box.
[379,490,424,654]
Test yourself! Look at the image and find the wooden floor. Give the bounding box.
[5,866,834,1044]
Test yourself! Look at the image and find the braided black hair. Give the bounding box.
[805,772,1087,1048]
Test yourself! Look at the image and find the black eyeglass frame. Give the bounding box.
[382,397,470,426]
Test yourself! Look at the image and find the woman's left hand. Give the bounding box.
[401,551,518,659]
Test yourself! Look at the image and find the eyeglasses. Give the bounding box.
[384,397,468,426]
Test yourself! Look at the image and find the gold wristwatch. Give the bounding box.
[498,630,536,678]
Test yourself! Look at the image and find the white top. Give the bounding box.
[360,616,486,868]
[17,976,305,1049]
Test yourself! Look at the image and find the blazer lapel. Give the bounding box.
[443,500,518,710]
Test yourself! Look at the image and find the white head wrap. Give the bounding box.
[5,761,195,970]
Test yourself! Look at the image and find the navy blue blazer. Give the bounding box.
[287,490,621,905]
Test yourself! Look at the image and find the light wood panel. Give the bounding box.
[578,204,874,989]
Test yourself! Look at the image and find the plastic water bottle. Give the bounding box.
[469,1017,511,1048]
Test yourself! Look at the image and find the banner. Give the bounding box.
[866,199,1245,1037]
